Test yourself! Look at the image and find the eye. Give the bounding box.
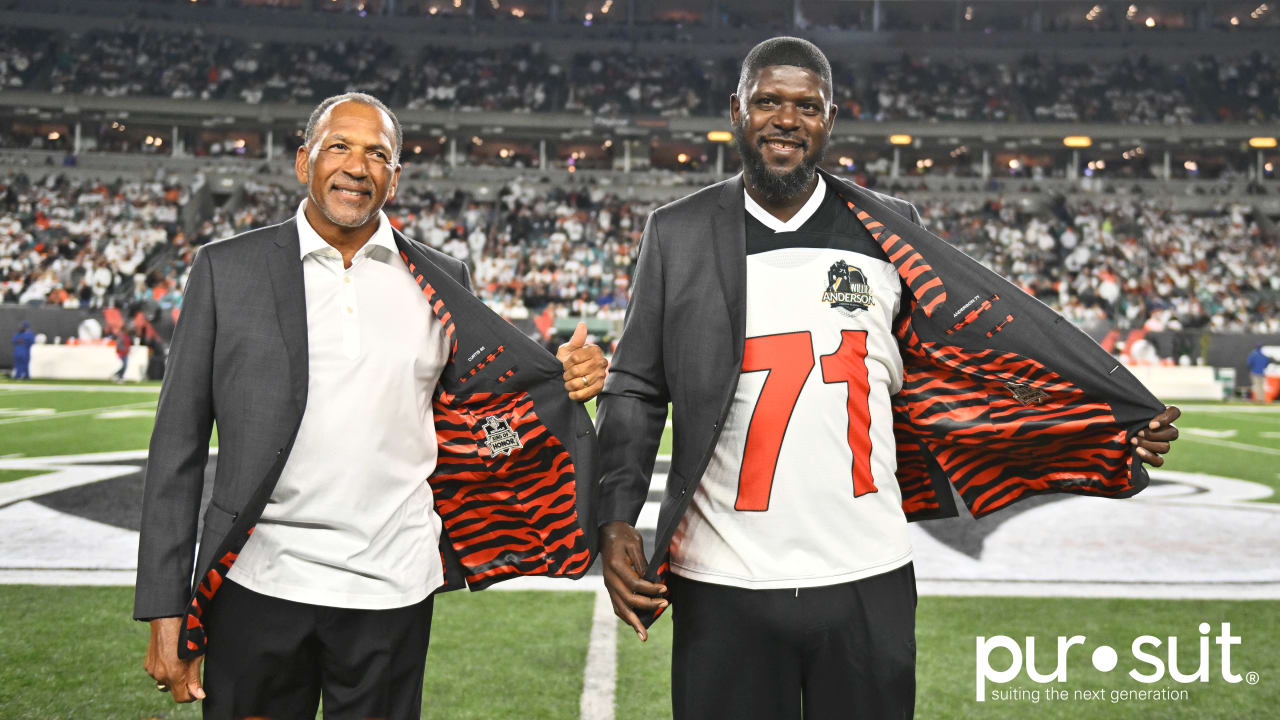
[755,97,777,108]
[327,142,348,152]
[371,150,389,161]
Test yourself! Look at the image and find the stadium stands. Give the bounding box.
[3,170,1275,335]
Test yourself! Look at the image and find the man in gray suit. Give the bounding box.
[137,92,607,718]
[595,38,1179,719]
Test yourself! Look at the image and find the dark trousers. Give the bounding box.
[12,354,28,379]
[670,563,917,720]
[202,579,434,720]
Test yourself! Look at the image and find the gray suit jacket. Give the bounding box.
[136,218,599,658]
[595,170,920,539]
[596,170,1160,626]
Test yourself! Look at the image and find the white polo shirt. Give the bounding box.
[227,201,449,609]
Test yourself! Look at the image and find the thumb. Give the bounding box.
[186,658,205,700]
[568,321,587,350]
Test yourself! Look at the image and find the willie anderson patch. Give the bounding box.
[822,260,875,315]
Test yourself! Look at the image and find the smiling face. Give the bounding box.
[730,64,836,204]
[295,100,401,235]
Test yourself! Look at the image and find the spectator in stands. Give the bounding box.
[10,321,34,379]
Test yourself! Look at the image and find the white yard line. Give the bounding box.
[1177,433,1280,456]
[579,586,618,720]
[1175,404,1280,413]
[0,401,156,426]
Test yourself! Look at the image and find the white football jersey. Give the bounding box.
[669,182,913,589]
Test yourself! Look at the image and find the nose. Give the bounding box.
[340,151,370,178]
[771,103,801,130]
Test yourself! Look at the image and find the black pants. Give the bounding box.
[202,579,434,720]
[670,563,917,720]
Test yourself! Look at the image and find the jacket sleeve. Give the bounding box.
[134,247,217,620]
[595,211,670,527]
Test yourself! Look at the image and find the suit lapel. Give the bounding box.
[711,174,747,363]
[265,219,308,414]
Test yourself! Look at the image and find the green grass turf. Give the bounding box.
[618,596,1280,719]
[0,586,593,720]
[0,390,160,456]
[1162,407,1280,502]
[0,469,51,483]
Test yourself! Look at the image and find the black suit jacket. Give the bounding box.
[595,170,1162,624]
[135,219,598,658]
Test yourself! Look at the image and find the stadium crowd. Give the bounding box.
[4,25,1276,123]
[2,172,1276,336]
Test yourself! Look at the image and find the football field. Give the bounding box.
[0,380,1277,719]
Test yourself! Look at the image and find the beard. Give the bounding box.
[731,120,828,204]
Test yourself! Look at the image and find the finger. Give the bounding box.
[622,538,649,578]
[611,598,648,642]
[1136,446,1164,467]
[568,322,587,350]
[1143,426,1178,442]
[187,659,205,701]
[1149,406,1181,429]
[1135,439,1171,455]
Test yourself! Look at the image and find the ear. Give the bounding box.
[387,163,402,204]
[826,100,838,130]
[729,93,742,127]
[295,145,310,185]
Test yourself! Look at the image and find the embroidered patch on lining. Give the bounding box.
[1005,382,1049,405]
[481,415,523,456]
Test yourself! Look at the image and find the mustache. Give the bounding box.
[758,135,807,149]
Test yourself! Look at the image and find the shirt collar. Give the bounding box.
[295,199,395,261]
[743,174,826,233]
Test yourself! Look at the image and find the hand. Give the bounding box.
[1132,405,1180,467]
[599,521,668,642]
[144,616,205,703]
[557,322,608,402]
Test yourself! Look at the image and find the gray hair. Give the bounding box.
[303,92,403,163]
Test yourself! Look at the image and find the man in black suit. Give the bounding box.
[595,37,1180,719]
[138,92,607,718]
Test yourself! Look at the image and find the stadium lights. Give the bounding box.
[1145,16,1156,27]
[1231,16,1240,25]
[511,8,524,17]
[603,139,613,148]
[1249,137,1278,148]
[429,6,439,15]
[677,153,690,163]
[706,130,733,142]
[1063,136,1092,148]
[1086,5,1101,21]
[413,145,423,154]
[453,0,461,6]
[889,134,912,145]
[1009,159,1021,170]
[48,131,60,141]
[1184,161,1198,172]
[1126,4,1137,20]
[964,6,973,21]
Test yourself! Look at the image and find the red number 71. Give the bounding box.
[735,330,875,511]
